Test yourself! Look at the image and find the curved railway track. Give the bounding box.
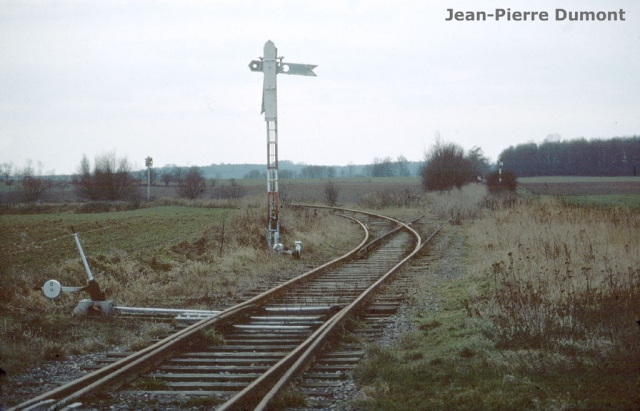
[8,206,446,411]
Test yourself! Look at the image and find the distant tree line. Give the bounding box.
[239,156,417,180]
[363,156,412,177]
[500,136,640,177]
[244,165,338,179]
[300,165,337,178]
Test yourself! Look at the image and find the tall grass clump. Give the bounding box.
[470,196,640,362]
[428,183,487,224]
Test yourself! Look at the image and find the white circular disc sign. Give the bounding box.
[43,279,62,299]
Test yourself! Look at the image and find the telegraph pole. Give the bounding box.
[249,40,317,250]
[145,156,153,201]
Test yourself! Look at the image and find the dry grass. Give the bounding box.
[463,197,640,408]
[354,186,640,410]
[469,196,640,352]
[426,183,488,224]
[357,188,424,209]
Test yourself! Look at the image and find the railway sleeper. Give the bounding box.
[169,358,281,365]
[303,372,349,380]
[122,389,232,397]
[261,305,339,314]
[243,322,324,328]
[315,357,361,364]
[177,351,288,357]
[148,372,262,382]
[301,388,335,398]
[312,364,356,371]
[302,380,344,388]
[223,337,304,344]
[225,331,311,338]
[363,304,400,314]
[163,381,249,390]
[198,344,298,355]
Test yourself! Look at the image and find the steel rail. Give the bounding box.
[253,219,449,411]
[254,220,449,411]
[216,205,427,411]
[8,214,370,411]
[356,214,423,257]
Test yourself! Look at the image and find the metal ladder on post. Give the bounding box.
[267,118,279,248]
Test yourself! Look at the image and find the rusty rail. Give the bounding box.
[216,206,433,411]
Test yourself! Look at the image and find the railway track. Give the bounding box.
[8,206,445,411]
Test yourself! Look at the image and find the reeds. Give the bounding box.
[427,183,488,224]
[470,197,640,354]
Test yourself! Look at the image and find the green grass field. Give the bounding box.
[518,176,640,184]
[517,176,640,208]
[1,206,232,271]
[562,194,640,208]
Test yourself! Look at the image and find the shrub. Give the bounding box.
[486,170,517,192]
[324,181,340,206]
[420,139,477,191]
[429,183,487,224]
[176,166,207,199]
[19,162,52,202]
[74,152,140,202]
[211,183,246,200]
[21,175,52,202]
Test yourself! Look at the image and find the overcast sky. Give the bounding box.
[1,0,639,175]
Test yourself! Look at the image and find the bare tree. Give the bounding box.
[75,155,98,200]
[1,162,15,190]
[347,162,355,178]
[395,155,411,177]
[371,156,395,177]
[74,151,140,201]
[0,162,14,182]
[176,166,206,199]
[161,172,172,187]
[467,147,491,179]
[20,160,52,202]
[244,169,262,179]
[324,181,340,206]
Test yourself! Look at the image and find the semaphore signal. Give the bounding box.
[249,40,317,250]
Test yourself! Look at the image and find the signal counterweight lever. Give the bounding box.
[41,227,111,314]
[71,227,106,301]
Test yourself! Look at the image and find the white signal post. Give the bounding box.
[249,40,317,249]
[145,156,153,202]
